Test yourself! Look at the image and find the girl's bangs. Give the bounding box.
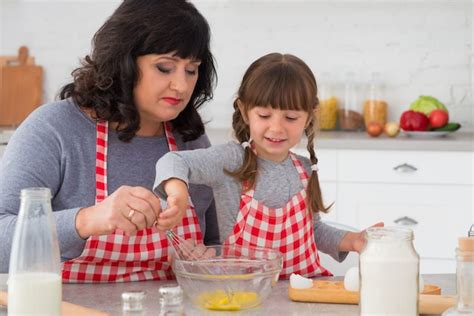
[244,67,316,112]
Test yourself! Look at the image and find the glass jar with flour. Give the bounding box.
[359,227,420,316]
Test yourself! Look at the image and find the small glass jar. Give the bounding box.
[317,72,339,130]
[359,227,420,316]
[339,72,363,131]
[442,235,474,315]
[122,291,146,315]
[363,72,388,129]
[159,285,185,316]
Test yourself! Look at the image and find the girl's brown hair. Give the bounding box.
[227,52,330,214]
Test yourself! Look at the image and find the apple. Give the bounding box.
[384,122,400,137]
[366,122,384,137]
[429,109,449,128]
[400,110,429,131]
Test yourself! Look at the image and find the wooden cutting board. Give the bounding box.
[0,46,43,126]
[288,280,455,315]
[0,290,109,316]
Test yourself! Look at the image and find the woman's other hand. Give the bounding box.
[156,178,189,232]
[75,186,162,238]
[339,222,384,253]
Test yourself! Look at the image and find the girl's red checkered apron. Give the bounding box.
[224,153,331,279]
[62,121,203,283]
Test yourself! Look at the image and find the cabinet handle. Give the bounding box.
[393,163,417,173]
[394,216,418,226]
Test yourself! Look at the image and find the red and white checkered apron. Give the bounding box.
[224,153,331,279]
[62,121,203,283]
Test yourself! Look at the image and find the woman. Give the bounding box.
[0,0,219,282]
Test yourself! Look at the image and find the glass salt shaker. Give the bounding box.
[122,291,146,315]
[359,226,420,316]
[159,285,185,316]
[8,187,62,316]
[442,225,474,315]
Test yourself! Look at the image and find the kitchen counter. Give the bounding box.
[206,128,474,152]
[0,274,455,315]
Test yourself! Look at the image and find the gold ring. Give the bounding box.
[128,209,135,219]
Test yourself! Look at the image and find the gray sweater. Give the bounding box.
[154,141,349,262]
[0,99,219,272]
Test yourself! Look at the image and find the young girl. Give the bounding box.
[154,53,380,278]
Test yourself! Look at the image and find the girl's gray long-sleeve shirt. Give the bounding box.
[0,99,219,272]
[154,141,349,262]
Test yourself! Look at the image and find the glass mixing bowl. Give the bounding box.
[172,244,283,311]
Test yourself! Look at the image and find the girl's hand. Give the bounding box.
[75,186,162,238]
[168,238,216,263]
[156,179,189,232]
[339,222,384,253]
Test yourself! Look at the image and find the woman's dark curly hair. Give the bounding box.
[59,0,217,142]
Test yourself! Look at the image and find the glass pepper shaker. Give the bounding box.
[442,225,474,315]
[359,226,420,316]
[159,285,185,316]
[122,291,146,315]
[8,187,62,316]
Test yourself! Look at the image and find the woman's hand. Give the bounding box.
[75,186,162,238]
[339,222,384,253]
[156,178,189,232]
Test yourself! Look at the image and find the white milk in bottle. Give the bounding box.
[8,272,61,315]
[359,226,419,316]
[8,188,62,316]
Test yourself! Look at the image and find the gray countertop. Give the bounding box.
[206,128,474,152]
[0,274,455,315]
[1,127,472,152]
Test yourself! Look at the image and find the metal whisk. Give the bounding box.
[166,230,234,299]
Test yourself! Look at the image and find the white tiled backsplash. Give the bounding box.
[1,0,472,129]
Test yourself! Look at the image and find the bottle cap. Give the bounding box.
[122,291,146,312]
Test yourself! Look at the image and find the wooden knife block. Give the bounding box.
[0,46,43,126]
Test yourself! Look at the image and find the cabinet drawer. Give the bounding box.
[337,183,473,262]
[292,148,337,182]
[338,150,473,185]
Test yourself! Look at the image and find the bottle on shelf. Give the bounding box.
[363,72,388,130]
[317,72,339,130]
[339,72,363,131]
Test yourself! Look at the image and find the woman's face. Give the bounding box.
[133,53,200,134]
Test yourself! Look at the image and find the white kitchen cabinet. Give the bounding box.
[337,182,472,273]
[335,149,473,274]
[294,146,474,274]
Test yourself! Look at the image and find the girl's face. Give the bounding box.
[243,105,310,162]
[133,53,200,136]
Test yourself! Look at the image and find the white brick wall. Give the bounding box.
[1,0,472,129]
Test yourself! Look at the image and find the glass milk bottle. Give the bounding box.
[360,227,419,316]
[8,187,61,316]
